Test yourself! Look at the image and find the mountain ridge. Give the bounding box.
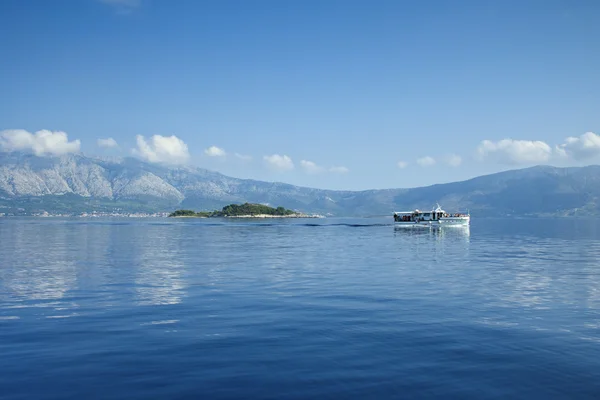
[1,152,599,217]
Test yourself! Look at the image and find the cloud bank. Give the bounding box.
[97,138,118,148]
[235,153,252,161]
[446,154,462,167]
[476,139,552,165]
[204,146,226,157]
[397,161,408,169]
[263,154,294,171]
[329,166,349,174]
[299,160,349,174]
[132,134,190,164]
[300,160,323,174]
[416,156,436,167]
[0,129,81,156]
[557,132,600,161]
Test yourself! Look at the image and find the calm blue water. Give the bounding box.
[1,217,600,399]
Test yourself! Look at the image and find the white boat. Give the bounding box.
[393,204,470,227]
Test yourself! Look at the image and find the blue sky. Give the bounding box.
[0,0,598,190]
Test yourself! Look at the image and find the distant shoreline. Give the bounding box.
[226,214,323,218]
[171,213,323,219]
[168,203,325,219]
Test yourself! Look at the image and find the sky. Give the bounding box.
[0,0,598,190]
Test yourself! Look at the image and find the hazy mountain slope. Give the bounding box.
[0,152,599,216]
[390,166,600,216]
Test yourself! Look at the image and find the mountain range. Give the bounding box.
[1,152,599,217]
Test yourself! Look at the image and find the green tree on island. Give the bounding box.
[168,203,297,218]
[168,209,198,217]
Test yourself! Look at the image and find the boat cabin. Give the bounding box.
[393,209,447,222]
[393,205,468,223]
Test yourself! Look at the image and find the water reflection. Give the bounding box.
[2,217,600,338]
[0,219,195,315]
[0,222,78,304]
[2,261,78,304]
[135,262,185,306]
[129,224,187,306]
[503,270,553,309]
[393,225,470,245]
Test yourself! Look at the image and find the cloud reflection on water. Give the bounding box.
[0,222,78,304]
[130,226,187,306]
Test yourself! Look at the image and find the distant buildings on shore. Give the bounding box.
[1,211,171,218]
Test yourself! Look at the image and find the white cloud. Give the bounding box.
[416,156,436,167]
[554,144,569,159]
[97,138,118,148]
[298,160,348,174]
[557,132,600,161]
[446,154,462,167]
[204,146,226,157]
[263,154,294,171]
[397,161,408,169]
[0,129,81,156]
[329,166,349,174]
[476,139,552,165]
[300,160,324,174]
[235,153,252,161]
[132,134,190,164]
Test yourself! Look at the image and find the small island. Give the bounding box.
[168,203,322,218]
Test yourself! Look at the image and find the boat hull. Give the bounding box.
[394,217,470,227]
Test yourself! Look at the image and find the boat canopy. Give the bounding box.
[394,204,447,215]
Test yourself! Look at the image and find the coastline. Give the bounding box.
[171,213,323,219]
[225,214,323,218]
[168,203,325,219]
[170,215,208,218]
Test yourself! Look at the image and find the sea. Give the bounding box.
[1,217,600,399]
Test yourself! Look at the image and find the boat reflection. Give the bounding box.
[392,224,470,261]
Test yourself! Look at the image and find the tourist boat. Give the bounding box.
[393,204,470,227]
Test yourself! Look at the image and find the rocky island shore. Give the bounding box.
[168,203,324,219]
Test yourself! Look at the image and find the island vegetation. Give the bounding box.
[168,203,310,218]
[168,209,209,217]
